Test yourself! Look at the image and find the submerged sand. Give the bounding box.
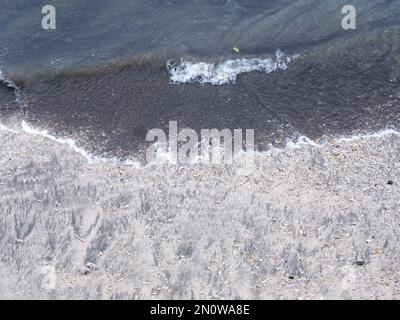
[0,127,399,300]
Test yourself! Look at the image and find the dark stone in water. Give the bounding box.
[387,180,394,185]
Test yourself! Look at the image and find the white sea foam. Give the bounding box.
[285,136,323,150]
[0,120,138,166]
[284,129,400,150]
[1,120,399,168]
[335,129,400,143]
[21,121,98,163]
[168,50,297,85]
[0,122,19,134]
[20,121,139,167]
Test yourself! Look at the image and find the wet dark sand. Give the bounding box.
[7,30,398,160]
[0,84,18,114]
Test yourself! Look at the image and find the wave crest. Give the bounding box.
[167,50,297,85]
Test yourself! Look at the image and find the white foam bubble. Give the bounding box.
[168,50,298,85]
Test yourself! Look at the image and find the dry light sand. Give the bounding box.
[0,126,399,300]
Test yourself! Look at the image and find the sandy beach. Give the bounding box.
[1,125,399,299]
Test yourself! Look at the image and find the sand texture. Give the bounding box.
[0,128,399,299]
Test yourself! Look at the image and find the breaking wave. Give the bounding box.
[167,50,297,85]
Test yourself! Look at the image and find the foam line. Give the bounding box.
[20,121,139,166]
[335,129,400,143]
[1,120,399,167]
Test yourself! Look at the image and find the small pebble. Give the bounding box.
[355,260,365,266]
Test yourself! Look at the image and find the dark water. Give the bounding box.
[1,0,399,74]
[1,0,400,158]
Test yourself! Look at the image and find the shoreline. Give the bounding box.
[1,118,399,166]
